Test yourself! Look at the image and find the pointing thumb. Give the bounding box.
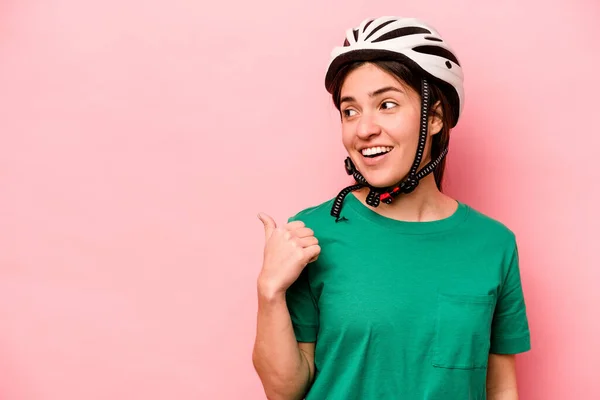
[258,212,277,240]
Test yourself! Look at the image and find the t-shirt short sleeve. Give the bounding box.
[284,216,319,343]
[286,267,319,342]
[490,241,531,354]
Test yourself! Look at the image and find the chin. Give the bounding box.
[359,170,405,189]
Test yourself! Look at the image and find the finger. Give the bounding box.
[257,213,277,240]
[291,227,315,238]
[305,245,321,263]
[298,236,319,248]
[285,220,305,230]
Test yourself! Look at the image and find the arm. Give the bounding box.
[487,239,530,399]
[252,288,316,400]
[486,354,519,400]
[253,214,320,400]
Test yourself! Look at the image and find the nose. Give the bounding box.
[356,113,381,140]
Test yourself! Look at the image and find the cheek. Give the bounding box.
[385,112,421,144]
[341,124,354,149]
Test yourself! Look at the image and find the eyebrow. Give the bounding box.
[340,86,404,105]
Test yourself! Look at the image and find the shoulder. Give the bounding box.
[461,202,517,247]
[288,196,337,225]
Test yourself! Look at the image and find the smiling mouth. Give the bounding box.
[361,146,394,158]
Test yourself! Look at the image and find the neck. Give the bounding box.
[352,174,458,222]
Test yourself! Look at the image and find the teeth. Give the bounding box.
[361,146,393,156]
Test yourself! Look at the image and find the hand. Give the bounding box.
[257,212,321,296]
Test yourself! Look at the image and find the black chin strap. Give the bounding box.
[330,79,448,222]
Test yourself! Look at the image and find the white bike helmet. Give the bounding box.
[325,16,464,126]
[326,17,465,221]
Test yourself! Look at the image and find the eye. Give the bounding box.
[381,101,398,110]
[342,108,358,118]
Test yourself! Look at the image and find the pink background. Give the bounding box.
[1,0,598,399]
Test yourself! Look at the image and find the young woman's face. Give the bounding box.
[339,63,441,188]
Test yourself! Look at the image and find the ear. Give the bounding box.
[428,101,444,136]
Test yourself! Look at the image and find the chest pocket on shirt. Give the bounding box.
[432,292,495,370]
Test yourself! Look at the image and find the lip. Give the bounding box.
[360,147,393,167]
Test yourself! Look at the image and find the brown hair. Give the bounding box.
[329,60,455,191]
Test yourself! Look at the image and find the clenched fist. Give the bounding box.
[257,212,321,296]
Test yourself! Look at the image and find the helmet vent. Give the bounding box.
[364,20,396,40]
[372,26,431,42]
[362,19,374,32]
[413,45,460,66]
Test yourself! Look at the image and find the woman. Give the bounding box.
[253,16,530,400]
